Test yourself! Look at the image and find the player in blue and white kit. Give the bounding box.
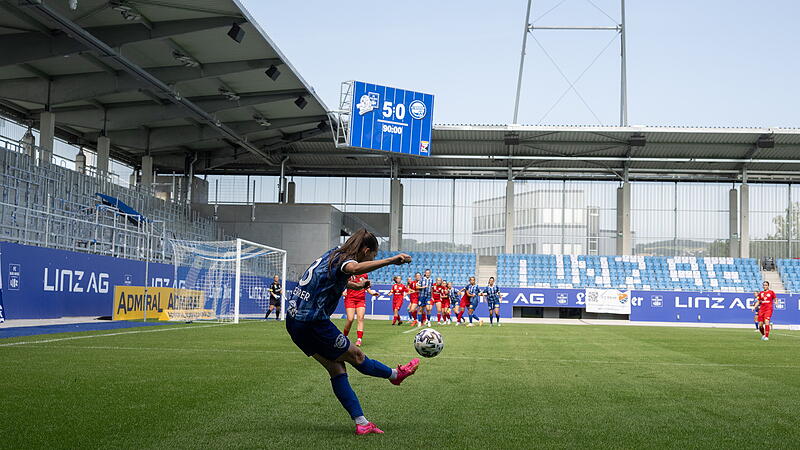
[481,277,501,326]
[463,276,483,327]
[286,229,420,435]
[446,281,460,324]
[417,269,433,326]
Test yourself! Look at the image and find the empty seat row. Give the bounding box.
[498,254,763,292]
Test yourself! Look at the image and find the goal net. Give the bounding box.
[168,238,286,323]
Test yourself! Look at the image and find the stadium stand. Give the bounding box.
[776,259,800,292]
[498,254,762,292]
[0,141,219,263]
[371,251,477,284]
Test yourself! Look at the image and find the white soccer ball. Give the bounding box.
[414,328,444,358]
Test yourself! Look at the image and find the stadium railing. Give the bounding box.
[0,139,220,263]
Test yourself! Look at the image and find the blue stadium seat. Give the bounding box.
[496,254,763,292]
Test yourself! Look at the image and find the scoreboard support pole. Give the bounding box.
[390,176,403,251]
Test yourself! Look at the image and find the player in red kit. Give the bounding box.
[754,280,776,341]
[343,273,379,346]
[407,273,421,326]
[390,276,408,325]
[431,277,444,325]
[440,281,451,324]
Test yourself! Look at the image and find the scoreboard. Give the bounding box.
[347,81,434,156]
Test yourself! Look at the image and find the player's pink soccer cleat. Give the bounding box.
[355,422,384,435]
[390,358,420,386]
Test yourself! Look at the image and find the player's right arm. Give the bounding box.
[752,292,761,311]
[343,253,412,275]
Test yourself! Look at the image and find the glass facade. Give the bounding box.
[632,182,731,257]
[182,176,800,259]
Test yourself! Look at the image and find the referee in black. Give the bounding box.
[264,275,283,320]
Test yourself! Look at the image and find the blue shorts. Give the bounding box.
[286,318,350,361]
[469,300,479,309]
[487,301,499,310]
[418,296,431,307]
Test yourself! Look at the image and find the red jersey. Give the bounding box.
[759,290,775,312]
[408,280,418,300]
[391,283,408,300]
[344,273,369,302]
[432,284,442,301]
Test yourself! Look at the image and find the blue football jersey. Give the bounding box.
[288,248,356,322]
[418,276,433,298]
[484,285,500,301]
[465,284,480,297]
[449,288,460,302]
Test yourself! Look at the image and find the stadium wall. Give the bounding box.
[333,285,800,325]
[0,241,173,319]
[192,203,342,280]
[2,240,797,324]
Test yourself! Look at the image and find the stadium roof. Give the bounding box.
[0,0,329,171]
[2,3,800,183]
[281,124,800,183]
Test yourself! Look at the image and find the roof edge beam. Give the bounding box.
[0,13,246,66]
[0,58,282,105]
[17,2,271,163]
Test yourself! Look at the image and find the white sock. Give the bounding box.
[355,416,369,426]
[389,369,398,380]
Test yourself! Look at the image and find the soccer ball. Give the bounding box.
[414,328,444,358]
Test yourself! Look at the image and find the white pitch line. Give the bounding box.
[0,323,228,347]
[772,333,800,339]
[13,344,800,370]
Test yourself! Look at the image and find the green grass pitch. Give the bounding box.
[2,320,800,448]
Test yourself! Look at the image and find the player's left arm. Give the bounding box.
[343,254,412,276]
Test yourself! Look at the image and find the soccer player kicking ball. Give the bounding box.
[754,281,775,341]
[482,277,501,326]
[286,229,420,435]
[390,276,408,325]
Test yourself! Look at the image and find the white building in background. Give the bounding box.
[472,188,617,256]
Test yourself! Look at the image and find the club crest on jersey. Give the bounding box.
[287,299,298,318]
[357,92,379,115]
[335,333,348,349]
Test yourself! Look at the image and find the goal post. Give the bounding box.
[168,238,287,323]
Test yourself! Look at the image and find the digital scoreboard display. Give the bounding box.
[347,81,434,156]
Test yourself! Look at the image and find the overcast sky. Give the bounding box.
[243,0,799,128]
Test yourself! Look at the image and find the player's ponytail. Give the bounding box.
[330,228,378,270]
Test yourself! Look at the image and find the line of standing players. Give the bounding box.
[339,268,503,347]
[392,269,502,328]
